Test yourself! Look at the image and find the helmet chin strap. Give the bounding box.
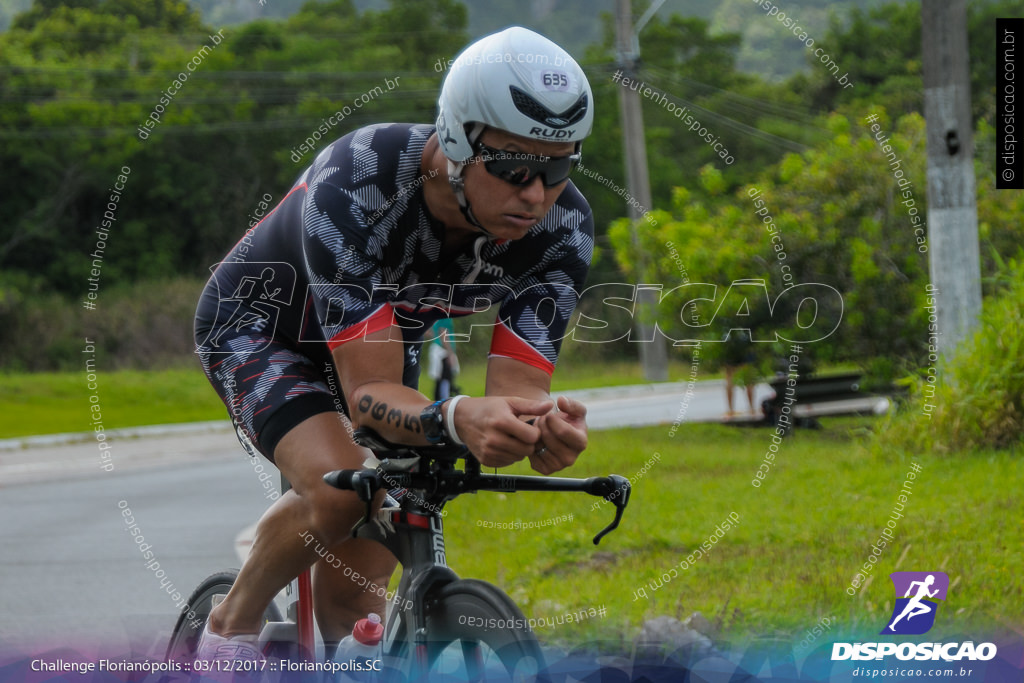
[446,123,494,237]
[447,159,491,235]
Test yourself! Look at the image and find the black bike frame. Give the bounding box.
[354,499,457,671]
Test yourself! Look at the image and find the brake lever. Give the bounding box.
[593,474,630,545]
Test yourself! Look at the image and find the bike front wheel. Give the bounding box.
[164,569,283,662]
[397,578,546,682]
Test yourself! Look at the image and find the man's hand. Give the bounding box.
[529,395,587,475]
[453,396,553,468]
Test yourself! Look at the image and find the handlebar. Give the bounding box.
[323,427,631,544]
[322,469,358,489]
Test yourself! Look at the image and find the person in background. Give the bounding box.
[428,318,459,400]
[722,327,758,418]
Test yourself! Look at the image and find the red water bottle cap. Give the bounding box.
[352,612,383,646]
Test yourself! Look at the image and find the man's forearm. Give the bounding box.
[349,382,434,444]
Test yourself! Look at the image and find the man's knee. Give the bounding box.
[271,411,373,545]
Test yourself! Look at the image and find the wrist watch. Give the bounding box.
[420,399,448,444]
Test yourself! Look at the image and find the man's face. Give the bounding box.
[461,128,576,240]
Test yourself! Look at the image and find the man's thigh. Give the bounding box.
[273,411,364,492]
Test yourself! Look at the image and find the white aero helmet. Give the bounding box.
[437,26,593,161]
[436,27,593,230]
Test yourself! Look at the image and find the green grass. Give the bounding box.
[1,359,703,438]
[0,365,227,438]
[439,419,1023,650]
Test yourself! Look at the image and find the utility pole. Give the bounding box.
[921,0,981,355]
[615,0,668,381]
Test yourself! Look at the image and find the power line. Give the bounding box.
[0,65,443,79]
[0,110,431,138]
[634,71,810,153]
[0,88,438,104]
[641,66,829,131]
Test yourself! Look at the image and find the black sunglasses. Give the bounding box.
[473,141,580,188]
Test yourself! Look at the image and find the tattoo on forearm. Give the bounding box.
[355,394,422,433]
[403,413,421,433]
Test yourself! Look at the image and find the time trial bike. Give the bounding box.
[165,426,631,681]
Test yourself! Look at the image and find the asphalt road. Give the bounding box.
[0,442,270,659]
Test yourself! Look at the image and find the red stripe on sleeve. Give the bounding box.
[327,304,395,350]
[488,321,555,375]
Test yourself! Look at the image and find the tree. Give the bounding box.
[872,256,1024,455]
[0,0,469,297]
[611,105,1021,368]
[12,0,204,32]
[795,0,1019,123]
[610,111,925,363]
[710,0,913,81]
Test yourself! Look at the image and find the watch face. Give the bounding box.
[421,402,445,443]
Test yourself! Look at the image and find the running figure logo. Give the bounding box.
[200,262,296,354]
[882,572,949,635]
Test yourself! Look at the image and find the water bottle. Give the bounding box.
[333,613,383,681]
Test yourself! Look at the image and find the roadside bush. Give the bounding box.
[872,256,1024,455]
[0,276,205,371]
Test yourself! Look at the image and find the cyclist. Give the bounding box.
[193,26,595,660]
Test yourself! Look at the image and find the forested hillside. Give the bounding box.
[0,0,1017,371]
[3,0,910,79]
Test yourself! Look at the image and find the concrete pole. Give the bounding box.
[921,0,982,355]
[615,0,668,381]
